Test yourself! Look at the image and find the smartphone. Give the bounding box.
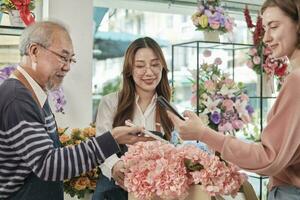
[157,96,185,121]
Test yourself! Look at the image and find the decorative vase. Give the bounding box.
[256,74,273,97]
[8,10,24,27]
[203,31,220,42]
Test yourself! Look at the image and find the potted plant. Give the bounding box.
[0,0,35,26]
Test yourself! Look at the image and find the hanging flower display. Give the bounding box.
[191,0,234,33]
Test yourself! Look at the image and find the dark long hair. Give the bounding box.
[112,37,173,139]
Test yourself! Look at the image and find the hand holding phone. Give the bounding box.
[157,96,185,121]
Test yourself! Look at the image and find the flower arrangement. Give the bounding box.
[0,65,67,113]
[58,124,100,199]
[122,141,247,200]
[0,0,35,25]
[0,0,35,12]
[191,0,234,33]
[244,6,289,90]
[190,50,254,135]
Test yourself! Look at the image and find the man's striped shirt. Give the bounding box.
[0,79,119,199]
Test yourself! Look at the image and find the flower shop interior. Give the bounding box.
[0,0,285,200]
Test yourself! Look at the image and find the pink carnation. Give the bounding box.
[122,141,247,198]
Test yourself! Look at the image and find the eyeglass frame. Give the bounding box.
[133,63,163,75]
[36,43,77,65]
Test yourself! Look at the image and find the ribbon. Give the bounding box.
[10,0,35,26]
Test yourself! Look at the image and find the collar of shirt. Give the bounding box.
[12,66,47,107]
[133,93,159,131]
[135,93,157,116]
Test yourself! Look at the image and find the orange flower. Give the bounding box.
[74,177,90,191]
[89,180,97,190]
[59,134,70,143]
[83,127,96,137]
[57,128,66,134]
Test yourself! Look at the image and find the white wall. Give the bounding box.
[46,0,93,128]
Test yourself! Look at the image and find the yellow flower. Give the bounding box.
[198,15,208,28]
[75,140,82,145]
[74,177,90,191]
[59,134,70,143]
[71,128,80,134]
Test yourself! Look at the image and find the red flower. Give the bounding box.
[243,6,255,29]
[274,63,288,77]
[253,16,264,46]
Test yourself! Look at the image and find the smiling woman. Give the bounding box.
[92,37,174,200]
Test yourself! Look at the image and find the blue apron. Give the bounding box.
[9,101,64,200]
[92,131,164,200]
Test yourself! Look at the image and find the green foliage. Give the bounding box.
[100,77,121,96]
[184,159,204,172]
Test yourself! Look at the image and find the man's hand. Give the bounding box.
[111,126,154,144]
[112,160,126,190]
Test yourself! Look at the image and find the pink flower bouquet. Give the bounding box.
[191,0,234,33]
[122,141,247,200]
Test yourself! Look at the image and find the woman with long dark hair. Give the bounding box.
[92,37,174,200]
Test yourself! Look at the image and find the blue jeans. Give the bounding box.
[268,185,300,200]
[92,175,127,200]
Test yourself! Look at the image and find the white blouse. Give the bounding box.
[96,92,161,179]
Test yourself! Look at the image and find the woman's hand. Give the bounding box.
[112,160,126,190]
[111,126,154,144]
[167,110,207,141]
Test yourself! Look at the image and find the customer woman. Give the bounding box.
[167,1,300,199]
[92,37,174,200]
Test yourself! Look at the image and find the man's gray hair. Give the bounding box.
[19,21,70,56]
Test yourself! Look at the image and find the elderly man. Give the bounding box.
[0,21,149,200]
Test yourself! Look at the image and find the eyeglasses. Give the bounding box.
[37,44,77,65]
[134,64,162,75]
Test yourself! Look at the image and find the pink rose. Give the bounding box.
[253,56,261,65]
[210,21,220,30]
[248,47,257,56]
[224,78,234,87]
[203,49,212,57]
[204,80,215,91]
[222,99,234,111]
[218,122,233,132]
[214,57,222,65]
[240,94,249,102]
